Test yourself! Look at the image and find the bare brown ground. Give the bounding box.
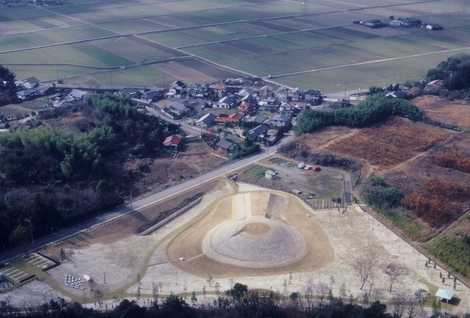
[242,223,270,235]
[324,117,452,170]
[414,95,470,129]
[166,190,334,278]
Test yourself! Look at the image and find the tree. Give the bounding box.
[383,263,406,293]
[427,54,470,90]
[226,283,249,302]
[8,224,29,245]
[353,248,379,290]
[0,65,17,106]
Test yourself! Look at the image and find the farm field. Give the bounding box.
[1,0,470,91]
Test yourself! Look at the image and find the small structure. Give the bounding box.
[390,17,422,28]
[163,134,183,149]
[435,288,455,303]
[264,169,277,180]
[247,124,269,141]
[360,19,386,28]
[424,23,443,31]
[17,88,39,101]
[20,77,40,89]
[217,138,236,154]
[68,89,88,101]
[215,112,242,124]
[216,95,239,109]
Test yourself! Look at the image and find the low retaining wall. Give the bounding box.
[140,196,202,236]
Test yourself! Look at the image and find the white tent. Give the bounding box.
[435,288,454,302]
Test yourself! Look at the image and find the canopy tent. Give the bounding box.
[435,288,454,302]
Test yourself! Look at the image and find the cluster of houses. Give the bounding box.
[2,76,325,158]
[0,84,90,131]
[15,77,48,102]
[125,78,323,155]
[354,17,443,30]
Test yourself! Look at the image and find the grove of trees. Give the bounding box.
[295,95,423,134]
[0,94,177,251]
[0,65,17,106]
[427,54,470,90]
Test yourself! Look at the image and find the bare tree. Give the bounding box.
[391,294,408,318]
[352,249,378,290]
[384,263,407,293]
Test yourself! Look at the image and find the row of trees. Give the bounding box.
[0,293,409,318]
[0,94,177,250]
[295,95,423,134]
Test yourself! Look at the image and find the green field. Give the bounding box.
[1,0,470,91]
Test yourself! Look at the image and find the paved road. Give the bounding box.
[0,135,293,263]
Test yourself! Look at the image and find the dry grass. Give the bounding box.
[414,95,470,129]
[324,117,451,169]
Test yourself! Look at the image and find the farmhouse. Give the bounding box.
[216,95,239,109]
[247,124,269,141]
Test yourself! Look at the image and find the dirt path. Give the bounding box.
[317,130,359,150]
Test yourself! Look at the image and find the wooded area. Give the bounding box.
[0,94,177,251]
[295,95,423,134]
